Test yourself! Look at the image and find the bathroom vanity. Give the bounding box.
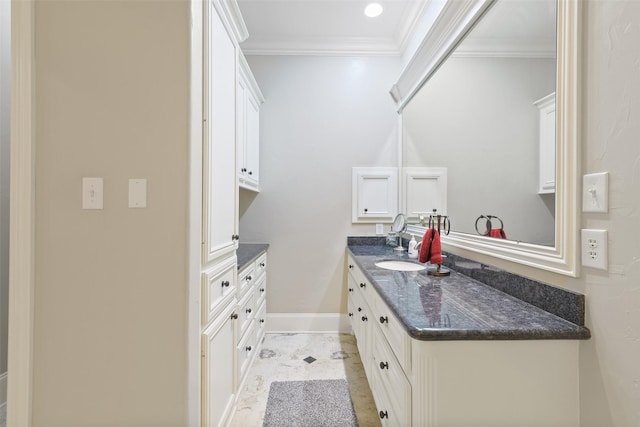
[347,238,589,427]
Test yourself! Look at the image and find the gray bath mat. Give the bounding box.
[263,379,359,427]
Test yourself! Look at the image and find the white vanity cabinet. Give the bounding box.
[535,92,556,194]
[235,251,268,392]
[346,254,580,427]
[237,53,264,192]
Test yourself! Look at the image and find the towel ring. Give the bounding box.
[475,215,504,235]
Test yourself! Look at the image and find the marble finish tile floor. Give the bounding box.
[231,333,381,427]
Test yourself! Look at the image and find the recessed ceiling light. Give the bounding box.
[364,2,383,18]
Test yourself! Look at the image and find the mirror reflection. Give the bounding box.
[402,0,557,246]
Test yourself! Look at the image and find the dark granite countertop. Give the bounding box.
[237,243,269,271]
[348,244,590,341]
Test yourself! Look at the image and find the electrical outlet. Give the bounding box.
[581,229,608,270]
[375,223,384,235]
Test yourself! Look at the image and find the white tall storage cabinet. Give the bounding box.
[201,0,247,426]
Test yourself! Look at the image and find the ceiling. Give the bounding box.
[236,0,557,58]
[236,0,428,56]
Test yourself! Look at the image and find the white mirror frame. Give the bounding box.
[393,0,580,277]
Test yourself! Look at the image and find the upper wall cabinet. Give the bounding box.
[535,92,556,194]
[402,167,447,222]
[352,167,398,223]
[237,54,264,192]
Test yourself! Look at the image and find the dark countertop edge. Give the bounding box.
[237,243,269,271]
[347,246,591,341]
[407,328,591,341]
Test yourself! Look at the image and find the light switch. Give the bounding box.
[128,179,147,208]
[583,172,609,213]
[82,177,103,210]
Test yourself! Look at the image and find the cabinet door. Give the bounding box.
[202,306,236,427]
[403,167,447,222]
[236,76,248,184]
[535,93,556,194]
[352,167,398,223]
[203,3,238,264]
[244,94,260,188]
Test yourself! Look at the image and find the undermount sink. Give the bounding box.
[375,260,426,272]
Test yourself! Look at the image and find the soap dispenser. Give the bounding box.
[408,234,418,259]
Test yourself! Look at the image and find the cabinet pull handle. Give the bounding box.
[260,262,266,267]
[348,313,353,317]
[360,283,366,289]
[348,264,353,269]
[357,307,362,312]
[379,316,388,324]
[246,275,252,281]
[221,280,230,288]
[364,208,368,213]
[230,313,238,320]
[379,361,389,370]
[246,308,252,314]
[246,346,252,352]
[348,288,354,293]
[260,288,265,292]
[260,319,265,324]
[232,234,240,241]
[241,168,247,172]
[361,316,368,322]
[248,171,253,175]
[379,410,388,419]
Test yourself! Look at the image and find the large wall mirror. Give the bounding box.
[392,0,580,276]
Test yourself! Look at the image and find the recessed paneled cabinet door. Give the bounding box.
[244,95,260,188]
[352,167,398,223]
[403,167,447,222]
[535,93,556,194]
[237,54,263,192]
[202,304,236,427]
[204,2,239,264]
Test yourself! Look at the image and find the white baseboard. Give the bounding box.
[266,313,352,334]
[0,372,6,408]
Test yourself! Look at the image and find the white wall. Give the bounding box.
[32,1,190,425]
[572,1,640,425]
[403,56,556,245]
[239,55,401,315]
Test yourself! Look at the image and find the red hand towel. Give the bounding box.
[430,229,443,264]
[419,228,433,263]
[489,228,507,239]
[419,228,443,264]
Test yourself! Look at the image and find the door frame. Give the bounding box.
[7,0,35,426]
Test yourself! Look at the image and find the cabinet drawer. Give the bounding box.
[371,325,411,427]
[255,299,267,344]
[254,253,267,280]
[237,287,257,340]
[348,260,375,308]
[255,274,266,308]
[202,257,237,326]
[238,263,255,300]
[372,288,411,374]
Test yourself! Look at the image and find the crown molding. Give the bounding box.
[241,36,401,56]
